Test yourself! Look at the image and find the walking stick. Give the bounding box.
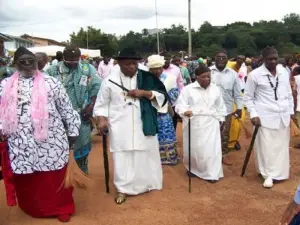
[188,118,192,193]
[241,125,259,177]
[102,128,110,193]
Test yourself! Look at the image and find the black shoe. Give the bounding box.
[235,142,241,151]
[186,171,197,177]
[205,179,217,184]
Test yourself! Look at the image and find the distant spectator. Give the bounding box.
[51,51,63,65]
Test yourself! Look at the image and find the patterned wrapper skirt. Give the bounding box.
[157,113,178,165]
[75,142,92,174]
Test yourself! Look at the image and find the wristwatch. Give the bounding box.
[68,137,77,150]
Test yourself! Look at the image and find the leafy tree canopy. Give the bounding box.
[70,13,300,58]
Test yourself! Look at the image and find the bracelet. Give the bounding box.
[149,91,155,100]
[69,142,76,150]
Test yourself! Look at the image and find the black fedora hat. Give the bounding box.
[114,47,142,60]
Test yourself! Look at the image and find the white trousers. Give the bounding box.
[113,148,163,195]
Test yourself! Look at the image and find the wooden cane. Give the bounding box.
[188,118,192,193]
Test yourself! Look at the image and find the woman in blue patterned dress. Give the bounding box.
[147,55,179,165]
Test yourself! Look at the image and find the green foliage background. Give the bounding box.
[70,13,300,58]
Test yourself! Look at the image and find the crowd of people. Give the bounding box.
[1,45,300,224]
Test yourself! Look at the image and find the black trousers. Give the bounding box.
[290,213,300,225]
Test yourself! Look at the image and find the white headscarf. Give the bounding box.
[147,55,165,69]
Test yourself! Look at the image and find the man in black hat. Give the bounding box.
[46,45,101,174]
[94,47,168,204]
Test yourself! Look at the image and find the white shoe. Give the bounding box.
[263,177,273,188]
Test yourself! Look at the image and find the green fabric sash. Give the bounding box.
[136,69,168,136]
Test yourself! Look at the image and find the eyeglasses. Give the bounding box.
[216,56,227,61]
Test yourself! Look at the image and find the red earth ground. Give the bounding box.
[0,119,299,225]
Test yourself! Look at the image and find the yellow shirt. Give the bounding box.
[227,61,238,72]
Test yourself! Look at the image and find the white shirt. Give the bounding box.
[175,82,226,122]
[243,64,294,129]
[295,75,300,112]
[158,74,177,113]
[93,70,165,152]
[111,64,148,72]
[41,62,50,72]
[237,63,248,90]
[51,59,58,66]
[98,63,113,79]
[138,63,149,71]
[209,65,243,115]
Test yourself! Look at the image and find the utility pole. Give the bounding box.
[86,27,89,49]
[188,0,192,57]
[155,0,160,54]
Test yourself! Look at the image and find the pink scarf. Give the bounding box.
[0,71,49,142]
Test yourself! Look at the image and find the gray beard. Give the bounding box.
[20,71,35,78]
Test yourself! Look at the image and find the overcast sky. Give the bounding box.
[0,0,299,42]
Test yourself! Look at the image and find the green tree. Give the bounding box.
[142,29,149,36]
[199,21,213,33]
[70,26,118,56]
[283,13,300,28]
[237,35,257,56]
[69,14,300,57]
[118,31,144,52]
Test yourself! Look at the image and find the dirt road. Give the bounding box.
[0,122,299,225]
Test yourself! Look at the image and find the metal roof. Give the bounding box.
[0,33,13,41]
[1,34,33,43]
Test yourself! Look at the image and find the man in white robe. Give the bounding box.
[93,48,167,204]
[243,46,294,188]
[176,65,227,183]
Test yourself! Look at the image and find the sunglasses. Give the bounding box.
[64,60,79,64]
[18,59,35,65]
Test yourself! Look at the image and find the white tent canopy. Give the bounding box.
[7,45,101,58]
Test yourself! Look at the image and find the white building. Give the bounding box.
[142,28,162,38]
[3,34,33,51]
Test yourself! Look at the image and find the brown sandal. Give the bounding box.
[222,157,233,166]
[115,192,126,204]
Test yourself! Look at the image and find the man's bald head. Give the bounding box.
[35,52,48,71]
[236,55,245,66]
[262,46,278,71]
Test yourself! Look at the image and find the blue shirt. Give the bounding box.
[294,185,300,204]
